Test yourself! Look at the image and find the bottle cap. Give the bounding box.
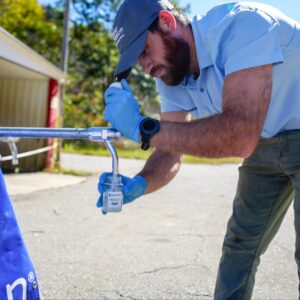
[106,175,123,185]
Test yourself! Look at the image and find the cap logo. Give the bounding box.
[112,26,125,47]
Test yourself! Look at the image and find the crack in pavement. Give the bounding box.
[115,290,139,300]
[133,264,191,276]
[115,289,212,300]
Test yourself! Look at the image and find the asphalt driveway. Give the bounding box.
[4,153,298,299]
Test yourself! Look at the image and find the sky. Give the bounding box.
[38,0,300,22]
[181,0,300,22]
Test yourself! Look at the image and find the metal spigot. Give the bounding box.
[0,137,20,165]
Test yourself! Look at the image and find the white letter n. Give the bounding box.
[6,277,27,300]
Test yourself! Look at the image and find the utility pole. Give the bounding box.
[59,0,72,122]
[56,0,71,169]
[60,0,72,73]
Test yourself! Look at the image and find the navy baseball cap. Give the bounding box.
[112,0,174,80]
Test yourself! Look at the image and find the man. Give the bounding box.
[97,0,300,298]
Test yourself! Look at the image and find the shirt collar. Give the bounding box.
[191,15,213,70]
[179,15,213,87]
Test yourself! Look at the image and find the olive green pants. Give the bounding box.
[214,130,300,299]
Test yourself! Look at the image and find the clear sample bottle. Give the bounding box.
[102,175,123,214]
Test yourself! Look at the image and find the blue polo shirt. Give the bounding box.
[156,2,300,138]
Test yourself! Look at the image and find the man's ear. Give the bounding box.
[158,10,177,32]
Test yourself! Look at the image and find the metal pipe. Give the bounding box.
[0,127,121,173]
[0,127,120,141]
[104,140,119,175]
[7,140,18,165]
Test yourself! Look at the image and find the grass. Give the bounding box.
[43,167,92,177]
[62,142,242,165]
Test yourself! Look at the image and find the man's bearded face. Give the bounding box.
[151,30,191,86]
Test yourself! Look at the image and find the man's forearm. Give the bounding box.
[151,113,256,158]
[137,149,182,194]
[151,65,272,158]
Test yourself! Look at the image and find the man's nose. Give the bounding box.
[138,56,152,75]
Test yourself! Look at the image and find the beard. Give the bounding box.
[150,31,191,86]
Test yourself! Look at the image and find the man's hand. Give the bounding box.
[97,172,147,213]
[104,80,144,142]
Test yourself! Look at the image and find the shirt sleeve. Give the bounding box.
[223,9,284,76]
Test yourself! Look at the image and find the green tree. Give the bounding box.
[0,0,62,64]
[64,21,119,128]
[0,0,190,132]
[72,0,121,24]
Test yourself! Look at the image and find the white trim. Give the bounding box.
[0,27,65,82]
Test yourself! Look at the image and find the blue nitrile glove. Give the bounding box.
[97,172,147,214]
[104,79,144,142]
